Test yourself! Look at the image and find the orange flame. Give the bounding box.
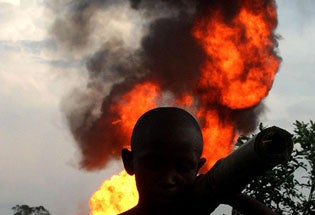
[110,82,160,149]
[89,170,137,215]
[89,1,280,214]
[197,108,236,170]
[193,4,279,109]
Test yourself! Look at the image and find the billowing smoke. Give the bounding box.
[51,0,280,170]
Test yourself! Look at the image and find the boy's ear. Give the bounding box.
[121,148,135,175]
[197,157,206,172]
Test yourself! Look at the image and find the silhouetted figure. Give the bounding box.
[120,107,276,215]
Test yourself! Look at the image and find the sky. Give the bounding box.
[0,0,314,215]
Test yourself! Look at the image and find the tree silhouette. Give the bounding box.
[233,121,315,215]
[12,204,50,215]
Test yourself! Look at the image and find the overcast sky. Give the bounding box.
[0,0,314,215]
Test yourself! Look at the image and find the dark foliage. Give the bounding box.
[12,204,50,215]
[233,121,315,215]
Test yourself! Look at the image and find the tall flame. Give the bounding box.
[193,4,279,109]
[89,0,280,214]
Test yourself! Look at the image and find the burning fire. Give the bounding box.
[89,1,280,214]
[89,170,138,215]
[110,82,160,146]
[193,4,279,109]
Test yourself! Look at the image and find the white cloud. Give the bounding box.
[0,0,20,6]
[0,53,57,107]
[0,1,103,214]
[0,1,51,41]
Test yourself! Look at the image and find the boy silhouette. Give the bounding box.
[120,107,276,215]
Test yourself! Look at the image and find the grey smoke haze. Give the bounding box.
[52,0,280,170]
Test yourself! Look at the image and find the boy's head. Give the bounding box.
[122,107,206,209]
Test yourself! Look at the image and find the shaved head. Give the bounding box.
[131,107,203,156]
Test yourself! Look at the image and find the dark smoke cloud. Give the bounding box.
[141,13,205,96]
[52,0,279,170]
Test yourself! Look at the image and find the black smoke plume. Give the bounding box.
[51,0,280,170]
